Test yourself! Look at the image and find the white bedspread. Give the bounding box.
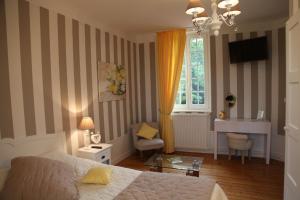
[42,151,228,200]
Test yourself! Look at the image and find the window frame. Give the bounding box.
[174,32,211,112]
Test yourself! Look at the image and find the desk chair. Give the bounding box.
[226,133,253,164]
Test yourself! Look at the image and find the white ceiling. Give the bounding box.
[31,0,289,34]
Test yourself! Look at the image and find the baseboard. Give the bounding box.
[175,147,213,154]
[114,147,285,163]
[271,152,285,162]
[218,148,266,158]
[111,148,134,165]
[176,148,284,161]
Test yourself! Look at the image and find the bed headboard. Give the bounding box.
[0,132,66,167]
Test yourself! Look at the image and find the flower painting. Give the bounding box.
[98,62,126,102]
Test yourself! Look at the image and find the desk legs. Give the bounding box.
[214,131,218,160]
[266,133,271,165]
[213,130,270,164]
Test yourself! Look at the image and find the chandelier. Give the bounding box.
[185,0,241,36]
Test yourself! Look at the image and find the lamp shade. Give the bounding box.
[218,0,239,9]
[185,0,205,15]
[222,3,241,17]
[79,117,95,130]
[192,11,209,23]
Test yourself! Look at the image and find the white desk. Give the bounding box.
[214,118,271,164]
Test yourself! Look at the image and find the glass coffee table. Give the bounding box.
[144,154,203,177]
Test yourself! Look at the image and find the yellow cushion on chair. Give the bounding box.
[81,167,112,185]
[137,123,158,140]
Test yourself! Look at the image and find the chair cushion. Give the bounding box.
[136,138,164,151]
[226,133,248,140]
[228,139,252,150]
[137,123,158,140]
[226,133,252,150]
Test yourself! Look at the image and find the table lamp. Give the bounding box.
[79,117,95,147]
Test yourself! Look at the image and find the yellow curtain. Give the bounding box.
[156,29,186,153]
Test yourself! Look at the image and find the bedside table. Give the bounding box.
[77,144,113,164]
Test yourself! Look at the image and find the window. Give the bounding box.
[174,33,211,112]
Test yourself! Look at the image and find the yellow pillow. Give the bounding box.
[81,167,112,185]
[137,123,158,140]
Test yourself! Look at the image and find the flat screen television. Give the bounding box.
[228,36,268,64]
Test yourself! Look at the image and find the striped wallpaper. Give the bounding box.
[0,0,286,158]
[0,0,140,155]
[209,28,286,135]
[137,27,286,136]
[137,42,158,123]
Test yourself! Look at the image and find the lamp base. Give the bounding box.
[83,131,90,147]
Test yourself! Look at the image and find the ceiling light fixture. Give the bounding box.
[186,0,241,36]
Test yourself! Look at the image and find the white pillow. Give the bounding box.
[0,168,9,191]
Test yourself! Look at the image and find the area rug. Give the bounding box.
[144,154,203,170]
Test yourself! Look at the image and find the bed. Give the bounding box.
[0,132,228,200]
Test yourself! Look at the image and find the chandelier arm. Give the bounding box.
[205,17,213,25]
[218,14,235,27]
[203,18,212,31]
[192,16,212,35]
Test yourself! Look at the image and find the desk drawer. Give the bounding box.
[215,120,271,134]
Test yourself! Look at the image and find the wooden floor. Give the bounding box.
[117,152,284,200]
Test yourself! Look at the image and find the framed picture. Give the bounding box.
[257,110,264,120]
[97,62,126,102]
[91,133,101,144]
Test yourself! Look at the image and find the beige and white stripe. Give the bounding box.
[136,28,286,135]
[19,0,36,136]
[85,25,95,121]
[222,34,231,118]
[144,43,152,122]
[127,41,134,124]
[65,16,78,154]
[40,7,55,134]
[73,19,85,146]
[0,0,14,139]
[0,0,138,153]
[257,31,267,118]
[49,9,63,133]
[91,28,100,136]
[58,13,72,153]
[133,43,139,123]
[210,36,217,129]
[235,33,244,119]
[79,22,88,118]
[123,38,130,133]
[243,32,252,119]
[277,28,286,135]
[229,33,238,118]
[6,0,26,139]
[139,43,146,121]
[0,0,286,153]
[96,29,106,142]
[136,43,142,122]
[30,3,46,136]
[149,42,158,122]
[215,34,224,117]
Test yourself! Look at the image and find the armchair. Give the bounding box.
[131,122,164,158]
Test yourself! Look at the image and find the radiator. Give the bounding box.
[173,113,209,150]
